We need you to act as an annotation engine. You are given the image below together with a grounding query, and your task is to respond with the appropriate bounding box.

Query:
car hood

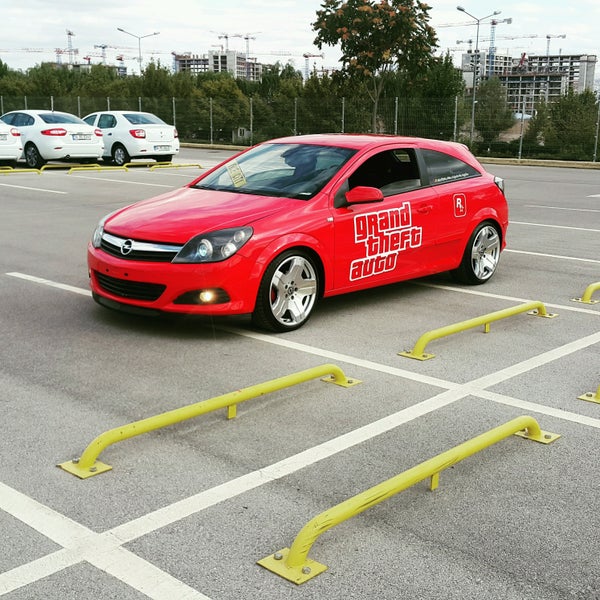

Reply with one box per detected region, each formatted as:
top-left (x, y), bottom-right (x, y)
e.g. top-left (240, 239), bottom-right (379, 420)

top-left (105, 186), bottom-right (293, 243)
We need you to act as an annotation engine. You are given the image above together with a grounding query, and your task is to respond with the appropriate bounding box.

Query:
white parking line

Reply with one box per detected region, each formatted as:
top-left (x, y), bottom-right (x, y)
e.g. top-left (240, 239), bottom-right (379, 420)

top-left (0, 483), bottom-right (210, 599)
top-left (525, 204), bottom-right (600, 213)
top-left (504, 249), bottom-right (600, 264)
top-left (2, 272), bottom-right (599, 598)
top-left (510, 220), bottom-right (600, 233)
top-left (70, 174), bottom-right (174, 188)
top-left (0, 183), bottom-right (67, 194)
top-left (6, 272), bottom-right (92, 296)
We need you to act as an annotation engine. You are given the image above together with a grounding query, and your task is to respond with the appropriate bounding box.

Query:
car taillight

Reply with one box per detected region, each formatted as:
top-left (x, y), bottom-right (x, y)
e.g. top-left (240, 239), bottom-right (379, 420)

top-left (94, 128), bottom-right (103, 137)
top-left (174, 128), bottom-right (179, 138)
top-left (41, 128), bottom-right (67, 136)
top-left (10, 127), bottom-right (21, 137)
top-left (129, 129), bottom-right (146, 139)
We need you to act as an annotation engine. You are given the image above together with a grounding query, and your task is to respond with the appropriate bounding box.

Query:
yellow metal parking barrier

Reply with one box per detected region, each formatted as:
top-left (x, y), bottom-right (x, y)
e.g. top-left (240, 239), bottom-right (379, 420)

top-left (572, 282), bottom-right (600, 304)
top-left (258, 415), bottom-right (559, 584)
top-left (150, 163), bottom-right (203, 170)
top-left (0, 167), bottom-right (41, 175)
top-left (124, 161), bottom-right (168, 168)
top-left (68, 165), bottom-right (128, 174)
top-left (579, 384), bottom-right (600, 404)
top-left (58, 364), bottom-right (360, 479)
top-left (398, 301), bottom-right (557, 360)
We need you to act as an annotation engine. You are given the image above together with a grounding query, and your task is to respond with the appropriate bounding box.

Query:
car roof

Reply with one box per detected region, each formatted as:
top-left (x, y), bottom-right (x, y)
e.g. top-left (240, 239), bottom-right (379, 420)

top-left (268, 133), bottom-right (465, 152)
top-left (86, 111), bottom-right (153, 115)
top-left (4, 109), bottom-right (76, 116)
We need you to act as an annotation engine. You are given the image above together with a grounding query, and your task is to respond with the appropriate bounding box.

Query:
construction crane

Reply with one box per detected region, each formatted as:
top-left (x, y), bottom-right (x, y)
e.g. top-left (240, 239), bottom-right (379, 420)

top-left (302, 52), bottom-right (324, 80)
top-left (243, 32), bottom-right (260, 80)
top-left (487, 18), bottom-right (511, 77)
top-left (66, 29), bottom-right (76, 64)
top-left (546, 33), bottom-right (566, 61)
top-left (210, 32), bottom-right (243, 51)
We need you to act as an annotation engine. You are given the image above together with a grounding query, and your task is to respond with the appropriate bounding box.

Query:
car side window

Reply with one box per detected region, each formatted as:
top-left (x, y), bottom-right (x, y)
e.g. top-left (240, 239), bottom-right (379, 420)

top-left (98, 114), bottom-right (116, 128)
top-left (1, 113), bottom-right (15, 125)
top-left (421, 149), bottom-right (480, 185)
top-left (83, 115), bottom-right (96, 126)
top-left (348, 148), bottom-right (422, 196)
top-left (13, 113), bottom-right (33, 127)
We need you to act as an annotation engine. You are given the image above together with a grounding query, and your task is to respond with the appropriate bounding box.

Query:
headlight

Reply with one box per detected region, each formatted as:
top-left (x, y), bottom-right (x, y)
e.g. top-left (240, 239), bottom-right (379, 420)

top-left (91, 209), bottom-right (126, 248)
top-left (172, 227), bottom-right (253, 263)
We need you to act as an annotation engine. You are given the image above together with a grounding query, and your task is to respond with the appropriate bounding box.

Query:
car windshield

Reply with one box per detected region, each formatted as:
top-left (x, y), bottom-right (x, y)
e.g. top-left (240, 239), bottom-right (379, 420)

top-left (192, 143), bottom-right (356, 200)
top-left (124, 113), bottom-right (166, 125)
top-left (40, 113), bottom-right (85, 124)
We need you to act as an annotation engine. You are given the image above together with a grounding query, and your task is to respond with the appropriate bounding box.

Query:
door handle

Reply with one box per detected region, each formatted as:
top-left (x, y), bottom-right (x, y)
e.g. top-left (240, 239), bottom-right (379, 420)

top-left (416, 204), bottom-right (433, 214)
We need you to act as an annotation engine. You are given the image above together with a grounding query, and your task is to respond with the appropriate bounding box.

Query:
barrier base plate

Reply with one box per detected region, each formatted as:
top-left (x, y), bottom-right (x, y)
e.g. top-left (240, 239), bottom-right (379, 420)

top-left (257, 548), bottom-right (327, 584)
top-left (58, 459), bottom-right (113, 479)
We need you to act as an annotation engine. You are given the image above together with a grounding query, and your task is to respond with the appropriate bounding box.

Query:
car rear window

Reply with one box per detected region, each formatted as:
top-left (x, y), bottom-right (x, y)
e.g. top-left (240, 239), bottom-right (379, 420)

top-left (40, 113), bottom-right (84, 125)
top-left (421, 149), bottom-right (480, 184)
top-left (123, 113), bottom-right (165, 125)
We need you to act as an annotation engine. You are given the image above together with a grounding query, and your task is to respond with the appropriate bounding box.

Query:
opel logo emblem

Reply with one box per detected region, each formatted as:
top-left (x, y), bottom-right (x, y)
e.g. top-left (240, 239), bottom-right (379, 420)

top-left (121, 239), bottom-right (134, 255)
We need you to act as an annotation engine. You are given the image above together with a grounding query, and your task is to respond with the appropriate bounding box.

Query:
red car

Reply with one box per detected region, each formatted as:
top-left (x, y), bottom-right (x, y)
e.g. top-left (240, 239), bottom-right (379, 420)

top-left (88, 134), bottom-right (508, 331)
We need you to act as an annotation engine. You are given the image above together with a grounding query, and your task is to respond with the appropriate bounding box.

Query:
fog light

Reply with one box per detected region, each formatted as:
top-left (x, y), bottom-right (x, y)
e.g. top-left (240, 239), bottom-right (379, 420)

top-left (173, 288), bottom-right (230, 305)
top-left (199, 290), bottom-right (216, 303)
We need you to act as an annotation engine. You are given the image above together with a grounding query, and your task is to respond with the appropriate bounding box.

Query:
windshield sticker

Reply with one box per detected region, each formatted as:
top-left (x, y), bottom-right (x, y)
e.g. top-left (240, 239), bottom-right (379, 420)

top-left (226, 161), bottom-right (247, 187)
top-left (350, 203), bottom-right (422, 281)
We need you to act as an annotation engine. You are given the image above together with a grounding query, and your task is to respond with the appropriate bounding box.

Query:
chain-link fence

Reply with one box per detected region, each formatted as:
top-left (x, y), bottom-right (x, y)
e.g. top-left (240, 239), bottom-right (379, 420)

top-left (1, 94), bottom-right (599, 162)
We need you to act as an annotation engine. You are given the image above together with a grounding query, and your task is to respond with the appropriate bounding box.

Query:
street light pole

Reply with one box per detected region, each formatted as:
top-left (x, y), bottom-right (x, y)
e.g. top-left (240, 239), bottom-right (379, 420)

top-left (117, 28), bottom-right (160, 74)
top-left (456, 6), bottom-right (500, 146)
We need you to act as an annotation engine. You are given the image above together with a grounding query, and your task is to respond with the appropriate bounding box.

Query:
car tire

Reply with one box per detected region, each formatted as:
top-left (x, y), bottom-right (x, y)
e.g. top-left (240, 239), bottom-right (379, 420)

top-left (452, 221), bottom-right (501, 285)
top-left (24, 143), bottom-right (46, 169)
top-left (111, 144), bottom-right (130, 167)
top-left (252, 249), bottom-right (320, 332)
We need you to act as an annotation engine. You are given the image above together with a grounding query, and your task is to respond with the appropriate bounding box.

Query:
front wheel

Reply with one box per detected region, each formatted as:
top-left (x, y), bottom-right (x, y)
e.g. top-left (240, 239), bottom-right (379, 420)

top-left (252, 250), bottom-right (320, 332)
top-left (452, 221), bottom-right (501, 284)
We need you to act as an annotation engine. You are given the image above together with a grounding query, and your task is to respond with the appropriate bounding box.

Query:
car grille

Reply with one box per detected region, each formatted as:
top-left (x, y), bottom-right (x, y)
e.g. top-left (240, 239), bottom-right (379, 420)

top-left (100, 232), bottom-right (181, 262)
top-left (95, 271), bottom-right (166, 301)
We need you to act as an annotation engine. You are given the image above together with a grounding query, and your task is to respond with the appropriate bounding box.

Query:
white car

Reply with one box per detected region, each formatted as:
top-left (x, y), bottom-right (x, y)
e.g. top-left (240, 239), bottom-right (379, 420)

top-left (83, 111), bottom-right (179, 166)
top-left (0, 121), bottom-right (23, 166)
top-left (0, 109), bottom-right (104, 169)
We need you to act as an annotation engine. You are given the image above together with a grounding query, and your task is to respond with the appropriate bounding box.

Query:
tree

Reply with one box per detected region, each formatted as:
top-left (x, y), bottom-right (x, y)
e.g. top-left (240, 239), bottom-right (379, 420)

top-left (312, 0), bottom-right (438, 132)
top-left (545, 90), bottom-right (598, 160)
top-left (473, 77), bottom-right (514, 147)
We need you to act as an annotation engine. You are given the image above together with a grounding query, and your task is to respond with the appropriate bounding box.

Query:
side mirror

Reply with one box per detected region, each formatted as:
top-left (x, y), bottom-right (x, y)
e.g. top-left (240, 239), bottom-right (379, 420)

top-left (345, 186), bottom-right (384, 204)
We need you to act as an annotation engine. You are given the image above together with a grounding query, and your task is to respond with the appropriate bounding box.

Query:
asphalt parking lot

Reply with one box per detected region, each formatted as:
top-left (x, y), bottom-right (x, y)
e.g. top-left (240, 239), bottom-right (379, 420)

top-left (1, 148), bottom-right (599, 600)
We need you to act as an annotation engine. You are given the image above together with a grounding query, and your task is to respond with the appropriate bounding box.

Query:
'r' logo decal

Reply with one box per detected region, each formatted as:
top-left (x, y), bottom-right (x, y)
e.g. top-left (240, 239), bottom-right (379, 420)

top-left (454, 194), bottom-right (467, 217)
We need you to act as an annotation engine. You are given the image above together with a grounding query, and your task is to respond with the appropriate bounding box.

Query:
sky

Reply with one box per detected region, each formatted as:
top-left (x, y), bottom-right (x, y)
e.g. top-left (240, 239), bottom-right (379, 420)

top-left (1, 0), bottom-right (598, 83)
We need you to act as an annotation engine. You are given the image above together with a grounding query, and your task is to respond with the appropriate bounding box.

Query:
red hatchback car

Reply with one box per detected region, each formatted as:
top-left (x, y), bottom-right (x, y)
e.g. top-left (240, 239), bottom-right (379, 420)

top-left (88, 134), bottom-right (508, 331)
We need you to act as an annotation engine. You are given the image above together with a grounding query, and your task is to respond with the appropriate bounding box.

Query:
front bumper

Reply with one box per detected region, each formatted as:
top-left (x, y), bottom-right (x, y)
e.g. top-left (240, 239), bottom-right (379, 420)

top-left (88, 244), bottom-right (259, 315)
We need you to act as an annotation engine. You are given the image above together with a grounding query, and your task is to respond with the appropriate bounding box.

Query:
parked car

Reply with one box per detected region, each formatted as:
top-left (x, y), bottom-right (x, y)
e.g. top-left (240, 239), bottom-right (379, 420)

top-left (0, 110), bottom-right (104, 168)
top-left (88, 134), bottom-right (508, 332)
top-left (0, 121), bottom-right (23, 166)
top-left (82, 111), bottom-right (179, 166)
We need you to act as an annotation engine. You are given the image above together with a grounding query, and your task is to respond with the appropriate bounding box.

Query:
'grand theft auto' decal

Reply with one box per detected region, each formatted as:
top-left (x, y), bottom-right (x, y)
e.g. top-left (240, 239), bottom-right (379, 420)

top-left (350, 202), bottom-right (422, 281)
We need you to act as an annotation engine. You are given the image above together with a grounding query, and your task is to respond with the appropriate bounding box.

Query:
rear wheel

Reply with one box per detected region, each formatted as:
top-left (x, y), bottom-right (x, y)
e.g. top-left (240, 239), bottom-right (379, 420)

top-left (252, 250), bottom-right (320, 332)
top-left (24, 143), bottom-right (46, 169)
top-left (452, 221), bottom-right (501, 284)
top-left (111, 144), bottom-right (130, 166)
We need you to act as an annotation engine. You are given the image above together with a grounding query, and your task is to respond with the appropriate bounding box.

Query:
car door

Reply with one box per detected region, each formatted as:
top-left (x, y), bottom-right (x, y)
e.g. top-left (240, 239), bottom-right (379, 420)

top-left (330, 146), bottom-right (439, 293)
top-left (419, 148), bottom-right (486, 271)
